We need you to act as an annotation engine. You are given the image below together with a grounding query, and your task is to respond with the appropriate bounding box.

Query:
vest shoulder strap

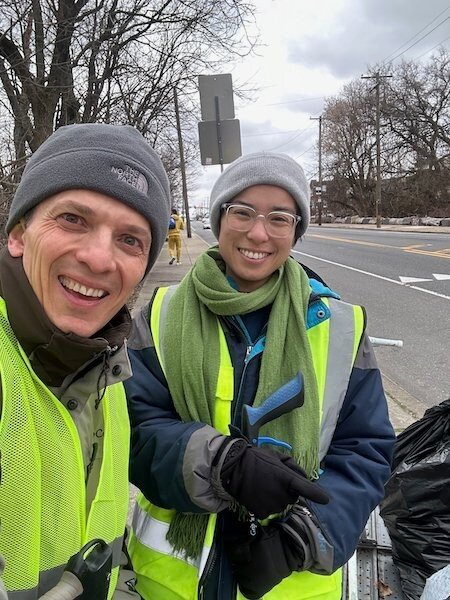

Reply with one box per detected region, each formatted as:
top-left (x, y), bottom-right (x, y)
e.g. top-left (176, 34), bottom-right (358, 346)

top-left (318, 298), bottom-right (365, 460)
top-left (149, 285), bottom-right (178, 374)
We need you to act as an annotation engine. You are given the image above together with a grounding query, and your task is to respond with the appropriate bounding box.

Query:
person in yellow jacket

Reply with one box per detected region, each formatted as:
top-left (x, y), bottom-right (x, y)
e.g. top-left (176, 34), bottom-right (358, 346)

top-left (0, 123), bottom-right (171, 599)
top-left (168, 208), bottom-right (185, 265)
top-left (125, 152), bottom-right (395, 599)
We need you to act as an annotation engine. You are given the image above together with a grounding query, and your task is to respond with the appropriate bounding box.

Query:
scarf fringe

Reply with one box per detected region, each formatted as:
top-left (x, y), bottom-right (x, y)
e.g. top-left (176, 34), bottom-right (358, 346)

top-left (167, 513), bottom-right (209, 561)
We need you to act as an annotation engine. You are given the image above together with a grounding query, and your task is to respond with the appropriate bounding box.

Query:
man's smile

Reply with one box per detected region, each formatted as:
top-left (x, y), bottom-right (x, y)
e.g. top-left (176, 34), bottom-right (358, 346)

top-left (59, 275), bottom-right (108, 298)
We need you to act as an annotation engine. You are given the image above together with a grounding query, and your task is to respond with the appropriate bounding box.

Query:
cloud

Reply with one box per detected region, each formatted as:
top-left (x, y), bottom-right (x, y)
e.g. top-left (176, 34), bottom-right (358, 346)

top-left (286, 0), bottom-right (450, 78)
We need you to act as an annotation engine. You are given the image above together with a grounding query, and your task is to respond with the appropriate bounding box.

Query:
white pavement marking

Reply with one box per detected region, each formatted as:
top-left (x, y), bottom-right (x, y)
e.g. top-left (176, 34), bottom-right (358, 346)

top-left (433, 273), bottom-right (450, 280)
top-left (293, 251), bottom-right (450, 301)
top-left (399, 276), bottom-right (433, 284)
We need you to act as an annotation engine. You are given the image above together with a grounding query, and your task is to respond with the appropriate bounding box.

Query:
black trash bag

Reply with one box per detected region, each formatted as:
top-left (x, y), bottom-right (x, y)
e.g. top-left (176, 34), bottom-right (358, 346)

top-left (380, 398), bottom-right (450, 600)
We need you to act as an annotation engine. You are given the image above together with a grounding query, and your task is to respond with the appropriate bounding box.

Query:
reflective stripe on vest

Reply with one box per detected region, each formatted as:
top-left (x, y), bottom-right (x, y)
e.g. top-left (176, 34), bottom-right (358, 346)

top-left (130, 286), bottom-right (364, 600)
top-left (314, 298), bottom-right (365, 460)
top-left (0, 298), bottom-right (130, 599)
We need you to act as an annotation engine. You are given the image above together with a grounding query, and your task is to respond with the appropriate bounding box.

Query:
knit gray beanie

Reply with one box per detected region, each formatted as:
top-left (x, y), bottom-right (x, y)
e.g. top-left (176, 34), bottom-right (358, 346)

top-left (7, 123), bottom-right (171, 274)
top-left (209, 151), bottom-right (310, 241)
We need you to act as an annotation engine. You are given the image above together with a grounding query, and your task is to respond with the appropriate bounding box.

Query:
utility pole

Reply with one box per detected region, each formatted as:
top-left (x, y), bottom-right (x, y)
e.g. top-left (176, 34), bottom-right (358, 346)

top-left (310, 115), bottom-right (323, 226)
top-left (361, 72), bottom-right (392, 228)
top-left (173, 87), bottom-right (191, 238)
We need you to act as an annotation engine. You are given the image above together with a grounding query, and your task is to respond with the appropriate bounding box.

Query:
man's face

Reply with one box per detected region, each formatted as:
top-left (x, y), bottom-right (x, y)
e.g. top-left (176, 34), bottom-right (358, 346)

top-left (218, 184), bottom-right (297, 292)
top-left (8, 190), bottom-right (152, 337)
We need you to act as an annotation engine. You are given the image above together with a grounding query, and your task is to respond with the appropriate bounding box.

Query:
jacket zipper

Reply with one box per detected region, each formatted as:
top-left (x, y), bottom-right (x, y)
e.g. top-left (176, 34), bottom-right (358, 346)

top-left (232, 326), bottom-right (266, 426)
top-left (197, 532), bottom-right (218, 599)
top-left (95, 345), bottom-right (117, 409)
top-left (85, 441), bottom-right (98, 483)
top-left (232, 344), bottom-right (252, 425)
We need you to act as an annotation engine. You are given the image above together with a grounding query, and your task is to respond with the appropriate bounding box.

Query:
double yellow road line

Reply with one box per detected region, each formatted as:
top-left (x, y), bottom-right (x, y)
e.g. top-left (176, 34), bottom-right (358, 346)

top-left (308, 234), bottom-right (450, 259)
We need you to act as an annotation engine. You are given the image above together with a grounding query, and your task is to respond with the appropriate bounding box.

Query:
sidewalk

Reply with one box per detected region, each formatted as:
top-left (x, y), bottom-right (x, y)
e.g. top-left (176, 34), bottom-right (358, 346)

top-left (133, 232), bottom-right (422, 432)
top-left (132, 232), bottom-right (209, 314)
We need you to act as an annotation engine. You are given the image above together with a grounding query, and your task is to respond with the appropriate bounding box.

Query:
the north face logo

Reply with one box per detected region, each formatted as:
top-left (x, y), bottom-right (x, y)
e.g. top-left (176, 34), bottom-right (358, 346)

top-left (111, 164), bottom-right (148, 194)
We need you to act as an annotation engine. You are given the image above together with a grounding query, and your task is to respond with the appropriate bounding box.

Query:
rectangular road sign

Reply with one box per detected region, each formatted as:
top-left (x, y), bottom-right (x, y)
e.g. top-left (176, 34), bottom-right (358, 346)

top-left (198, 119), bottom-right (242, 165)
top-left (198, 74), bottom-right (235, 121)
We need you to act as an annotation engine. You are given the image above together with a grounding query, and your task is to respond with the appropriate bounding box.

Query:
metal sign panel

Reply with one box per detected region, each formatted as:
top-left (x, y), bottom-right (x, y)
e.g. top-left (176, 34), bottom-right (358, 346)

top-left (198, 74), bottom-right (235, 121)
top-left (198, 119), bottom-right (242, 166)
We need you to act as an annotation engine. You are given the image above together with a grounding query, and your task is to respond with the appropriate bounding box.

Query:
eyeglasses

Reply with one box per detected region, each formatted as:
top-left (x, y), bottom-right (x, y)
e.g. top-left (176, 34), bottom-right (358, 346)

top-left (221, 203), bottom-right (301, 238)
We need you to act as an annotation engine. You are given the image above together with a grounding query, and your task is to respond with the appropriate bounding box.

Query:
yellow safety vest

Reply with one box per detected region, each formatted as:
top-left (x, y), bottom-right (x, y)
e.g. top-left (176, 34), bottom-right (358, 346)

top-left (129, 286), bottom-right (365, 600)
top-left (0, 298), bottom-right (130, 599)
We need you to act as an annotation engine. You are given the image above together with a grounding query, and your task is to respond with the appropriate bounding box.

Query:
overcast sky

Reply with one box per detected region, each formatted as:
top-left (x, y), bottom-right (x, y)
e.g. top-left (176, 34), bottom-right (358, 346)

top-left (190, 0), bottom-right (450, 210)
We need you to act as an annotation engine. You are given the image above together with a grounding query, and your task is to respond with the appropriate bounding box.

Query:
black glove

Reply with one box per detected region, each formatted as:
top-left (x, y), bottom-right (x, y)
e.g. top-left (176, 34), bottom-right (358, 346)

top-left (220, 439), bottom-right (329, 519)
top-left (224, 519), bottom-right (302, 599)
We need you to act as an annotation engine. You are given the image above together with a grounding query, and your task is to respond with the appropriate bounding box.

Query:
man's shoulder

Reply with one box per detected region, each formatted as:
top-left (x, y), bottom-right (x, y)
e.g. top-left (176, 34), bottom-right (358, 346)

top-left (129, 302), bottom-right (153, 350)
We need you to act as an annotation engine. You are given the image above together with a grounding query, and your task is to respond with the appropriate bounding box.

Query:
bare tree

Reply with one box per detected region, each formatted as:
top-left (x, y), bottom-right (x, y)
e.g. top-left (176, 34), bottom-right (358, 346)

top-left (0, 0), bottom-right (257, 232)
top-left (322, 80), bottom-right (378, 216)
top-left (321, 50), bottom-right (449, 217)
top-left (383, 48), bottom-right (450, 215)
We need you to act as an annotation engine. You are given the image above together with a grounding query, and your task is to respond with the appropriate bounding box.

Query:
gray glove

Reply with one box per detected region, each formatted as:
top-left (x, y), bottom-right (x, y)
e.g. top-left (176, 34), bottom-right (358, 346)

top-left (280, 504), bottom-right (334, 575)
top-left (224, 503), bottom-right (334, 599)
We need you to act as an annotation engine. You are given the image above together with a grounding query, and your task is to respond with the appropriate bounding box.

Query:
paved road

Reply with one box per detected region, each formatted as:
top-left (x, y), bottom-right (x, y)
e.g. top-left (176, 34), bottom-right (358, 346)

top-left (192, 222), bottom-right (449, 412)
top-left (297, 227), bottom-right (449, 409)
top-left (300, 227), bottom-right (450, 297)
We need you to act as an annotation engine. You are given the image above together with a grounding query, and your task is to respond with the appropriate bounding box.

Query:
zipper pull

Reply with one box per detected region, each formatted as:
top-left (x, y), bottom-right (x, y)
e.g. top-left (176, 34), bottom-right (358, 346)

top-left (95, 345), bottom-right (117, 408)
top-left (86, 442), bottom-right (98, 483)
top-left (244, 344), bottom-right (252, 364)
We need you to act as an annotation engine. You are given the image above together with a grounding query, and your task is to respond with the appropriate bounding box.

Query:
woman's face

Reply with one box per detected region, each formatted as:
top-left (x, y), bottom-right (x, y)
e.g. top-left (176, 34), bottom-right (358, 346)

top-left (218, 185), bottom-right (297, 292)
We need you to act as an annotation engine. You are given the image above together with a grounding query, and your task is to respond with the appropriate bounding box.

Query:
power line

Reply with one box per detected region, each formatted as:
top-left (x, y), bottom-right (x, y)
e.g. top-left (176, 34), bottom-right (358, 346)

top-left (294, 144), bottom-right (315, 159)
top-left (386, 17), bottom-right (450, 64)
top-left (382, 6), bottom-right (450, 63)
top-left (267, 125), bottom-right (315, 152)
top-left (415, 34), bottom-right (450, 59)
top-left (263, 96), bottom-right (325, 106)
top-left (242, 127), bottom-right (308, 138)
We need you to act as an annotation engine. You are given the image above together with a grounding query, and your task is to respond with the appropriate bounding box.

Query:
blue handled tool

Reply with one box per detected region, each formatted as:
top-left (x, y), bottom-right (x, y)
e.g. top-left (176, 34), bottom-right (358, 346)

top-left (239, 372), bottom-right (304, 538)
top-left (241, 371), bottom-right (304, 450)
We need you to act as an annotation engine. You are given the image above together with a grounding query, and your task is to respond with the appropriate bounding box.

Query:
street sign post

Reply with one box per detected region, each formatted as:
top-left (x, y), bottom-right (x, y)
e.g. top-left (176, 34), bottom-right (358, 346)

top-left (198, 74), bottom-right (242, 170)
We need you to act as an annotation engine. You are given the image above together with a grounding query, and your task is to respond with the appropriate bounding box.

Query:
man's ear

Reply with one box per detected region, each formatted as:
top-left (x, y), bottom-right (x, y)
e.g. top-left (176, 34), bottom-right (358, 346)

top-left (7, 222), bottom-right (26, 257)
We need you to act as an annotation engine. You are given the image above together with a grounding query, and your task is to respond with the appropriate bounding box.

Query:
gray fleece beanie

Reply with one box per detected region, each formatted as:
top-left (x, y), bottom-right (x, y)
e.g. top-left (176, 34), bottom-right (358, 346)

top-left (209, 151), bottom-right (310, 241)
top-left (7, 123), bottom-right (171, 274)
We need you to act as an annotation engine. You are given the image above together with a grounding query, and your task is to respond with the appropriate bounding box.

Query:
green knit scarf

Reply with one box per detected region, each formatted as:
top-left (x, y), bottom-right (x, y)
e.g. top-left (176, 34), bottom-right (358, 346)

top-left (161, 246), bottom-right (319, 559)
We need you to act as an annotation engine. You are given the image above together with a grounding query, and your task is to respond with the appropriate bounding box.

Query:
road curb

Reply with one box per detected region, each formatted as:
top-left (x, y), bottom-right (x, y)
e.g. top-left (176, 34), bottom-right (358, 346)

top-left (383, 374), bottom-right (426, 432)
